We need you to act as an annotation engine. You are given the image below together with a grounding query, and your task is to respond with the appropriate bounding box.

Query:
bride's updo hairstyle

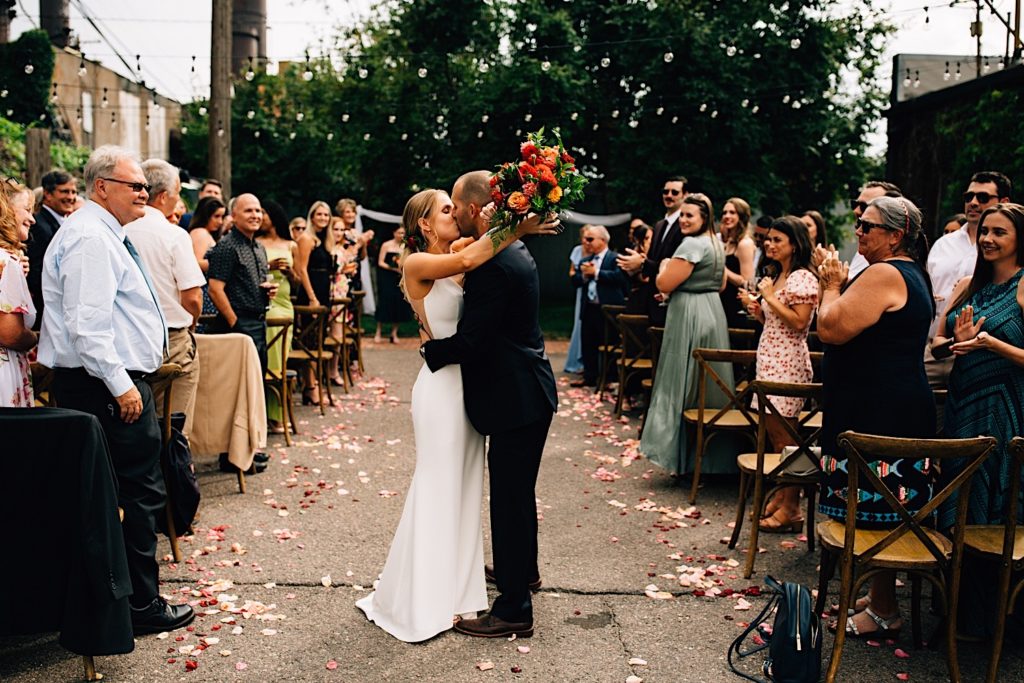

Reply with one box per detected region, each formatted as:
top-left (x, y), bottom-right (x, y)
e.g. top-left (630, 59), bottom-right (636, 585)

top-left (401, 188), bottom-right (442, 256)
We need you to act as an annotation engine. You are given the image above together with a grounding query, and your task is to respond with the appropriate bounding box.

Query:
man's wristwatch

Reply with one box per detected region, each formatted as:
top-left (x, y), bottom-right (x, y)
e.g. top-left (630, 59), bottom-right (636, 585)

top-left (418, 345), bottom-right (426, 360)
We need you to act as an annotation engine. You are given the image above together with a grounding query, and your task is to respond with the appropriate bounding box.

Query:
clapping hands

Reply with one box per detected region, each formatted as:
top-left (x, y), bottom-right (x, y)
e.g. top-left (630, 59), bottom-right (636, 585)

top-left (816, 245), bottom-right (848, 291)
top-left (948, 304), bottom-right (990, 355)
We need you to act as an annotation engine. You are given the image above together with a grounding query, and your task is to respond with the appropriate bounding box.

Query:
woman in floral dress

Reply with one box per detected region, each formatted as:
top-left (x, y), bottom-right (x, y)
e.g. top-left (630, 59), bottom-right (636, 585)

top-left (0, 180), bottom-right (39, 407)
top-left (740, 216), bottom-right (818, 532)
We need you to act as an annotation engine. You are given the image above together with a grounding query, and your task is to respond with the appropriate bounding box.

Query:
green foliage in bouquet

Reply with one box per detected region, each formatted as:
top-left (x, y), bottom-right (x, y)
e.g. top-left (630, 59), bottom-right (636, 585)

top-left (488, 128), bottom-right (587, 229)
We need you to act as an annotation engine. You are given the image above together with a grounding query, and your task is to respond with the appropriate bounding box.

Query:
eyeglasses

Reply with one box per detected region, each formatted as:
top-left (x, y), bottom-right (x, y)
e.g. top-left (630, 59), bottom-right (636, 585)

top-left (583, 237), bottom-right (596, 242)
top-left (855, 218), bottom-right (891, 233)
top-left (102, 177), bottom-right (151, 193)
top-left (662, 189), bottom-right (681, 196)
top-left (962, 190), bottom-right (999, 204)
top-left (850, 199), bottom-right (869, 213)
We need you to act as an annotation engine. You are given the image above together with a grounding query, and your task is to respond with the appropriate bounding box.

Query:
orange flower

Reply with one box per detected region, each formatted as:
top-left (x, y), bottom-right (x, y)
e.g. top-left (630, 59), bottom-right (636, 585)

top-left (540, 147), bottom-right (559, 167)
top-left (507, 191), bottom-right (530, 213)
top-left (547, 185), bottom-right (563, 203)
top-left (522, 182), bottom-right (537, 198)
top-left (520, 142), bottom-right (540, 161)
top-left (537, 165), bottom-right (557, 186)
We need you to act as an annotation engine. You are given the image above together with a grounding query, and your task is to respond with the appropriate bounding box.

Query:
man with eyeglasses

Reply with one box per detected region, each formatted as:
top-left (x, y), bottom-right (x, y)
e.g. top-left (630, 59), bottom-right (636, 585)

top-left (618, 175), bottom-right (688, 325)
top-left (27, 169), bottom-right (78, 328)
top-left (924, 171), bottom-right (1011, 385)
top-left (847, 180), bottom-right (903, 280)
top-left (38, 145), bottom-right (195, 637)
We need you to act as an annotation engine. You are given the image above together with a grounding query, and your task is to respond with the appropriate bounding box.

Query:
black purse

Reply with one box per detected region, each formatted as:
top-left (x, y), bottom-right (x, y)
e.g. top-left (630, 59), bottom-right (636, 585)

top-left (728, 575), bottom-right (822, 683)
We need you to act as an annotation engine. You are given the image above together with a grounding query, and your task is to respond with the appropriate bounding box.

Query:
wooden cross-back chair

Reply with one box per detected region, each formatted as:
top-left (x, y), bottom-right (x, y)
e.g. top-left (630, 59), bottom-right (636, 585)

top-left (265, 317), bottom-right (296, 444)
top-left (613, 313), bottom-right (652, 416)
top-left (728, 380), bottom-right (823, 578)
top-left (959, 436), bottom-right (1024, 683)
top-left (815, 431), bottom-right (996, 683)
top-left (348, 290), bottom-right (366, 377)
top-left (596, 304), bottom-right (626, 401)
top-left (289, 305), bottom-right (333, 415)
top-left (325, 298), bottom-right (353, 393)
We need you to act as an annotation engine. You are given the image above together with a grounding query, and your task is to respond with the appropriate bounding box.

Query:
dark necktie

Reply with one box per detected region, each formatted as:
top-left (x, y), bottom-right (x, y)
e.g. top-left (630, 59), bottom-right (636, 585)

top-left (123, 236), bottom-right (169, 352)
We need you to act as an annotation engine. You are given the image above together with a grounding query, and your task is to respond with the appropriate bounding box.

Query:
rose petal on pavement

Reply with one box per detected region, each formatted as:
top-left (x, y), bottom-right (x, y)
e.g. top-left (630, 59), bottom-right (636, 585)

top-left (894, 648), bottom-right (910, 659)
top-left (517, 645), bottom-right (531, 654)
top-left (235, 662), bottom-right (248, 671)
top-left (326, 660), bottom-right (338, 670)
top-left (628, 657), bottom-right (648, 666)
top-left (476, 661), bottom-right (495, 671)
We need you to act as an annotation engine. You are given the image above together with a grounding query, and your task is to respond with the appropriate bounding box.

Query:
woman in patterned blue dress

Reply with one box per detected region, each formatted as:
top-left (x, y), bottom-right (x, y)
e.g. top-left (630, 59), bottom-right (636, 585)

top-left (936, 203), bottom-right (1024, 528)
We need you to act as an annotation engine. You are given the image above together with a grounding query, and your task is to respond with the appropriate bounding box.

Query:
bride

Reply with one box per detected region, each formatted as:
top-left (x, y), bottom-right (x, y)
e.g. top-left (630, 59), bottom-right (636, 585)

top-left (355, 188), bottom-right (557, 642)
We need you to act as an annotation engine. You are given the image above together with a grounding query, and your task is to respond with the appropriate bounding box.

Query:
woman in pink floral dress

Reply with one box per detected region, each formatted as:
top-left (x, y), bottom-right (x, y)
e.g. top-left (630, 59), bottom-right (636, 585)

top-left (0, 180), bottom-right (39, 407)
top-left (740, 216), bottom-right (818, 532)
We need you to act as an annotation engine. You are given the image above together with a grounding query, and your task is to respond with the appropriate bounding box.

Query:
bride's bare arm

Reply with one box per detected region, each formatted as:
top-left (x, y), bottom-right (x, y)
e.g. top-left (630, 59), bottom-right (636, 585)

top-left (403, 213), bottom-right (559, 285)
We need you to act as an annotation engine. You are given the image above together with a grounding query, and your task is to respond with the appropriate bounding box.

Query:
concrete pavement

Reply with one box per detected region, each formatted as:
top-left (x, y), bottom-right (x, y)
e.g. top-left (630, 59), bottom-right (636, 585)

top-left (3, 343), bottom-right (1021, 682)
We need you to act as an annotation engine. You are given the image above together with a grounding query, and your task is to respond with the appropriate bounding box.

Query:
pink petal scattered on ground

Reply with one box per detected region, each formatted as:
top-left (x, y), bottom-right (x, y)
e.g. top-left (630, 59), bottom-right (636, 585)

top-left (866, 640), bottom-right (881, 647)
top-left (894, 648), bottom-right (910, 659)
top-left (235, 661), bottom-right (248, 671)
top-left (476, 661), bottom-right (495, 671)
top-left (517, 645), bottom-right (530, 654)
top-left (896, 674), bottom-right (909, 681)
top-left (326, 660), bottom-right (338, 670)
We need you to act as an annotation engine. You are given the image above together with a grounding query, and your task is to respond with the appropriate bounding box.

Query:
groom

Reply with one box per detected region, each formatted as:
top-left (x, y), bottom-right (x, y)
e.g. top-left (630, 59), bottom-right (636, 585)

top-left (421, 170), bottom-right (558, 638)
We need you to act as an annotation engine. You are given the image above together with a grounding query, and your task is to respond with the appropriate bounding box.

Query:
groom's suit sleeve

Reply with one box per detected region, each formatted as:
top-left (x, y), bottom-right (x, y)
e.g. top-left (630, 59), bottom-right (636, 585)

top-left (422, 260), bottom-right (510, 373)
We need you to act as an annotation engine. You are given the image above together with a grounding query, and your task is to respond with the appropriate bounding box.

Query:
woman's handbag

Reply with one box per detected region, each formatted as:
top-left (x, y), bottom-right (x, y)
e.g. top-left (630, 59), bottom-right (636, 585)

top-left (728, 575), bottom-right (821, 683)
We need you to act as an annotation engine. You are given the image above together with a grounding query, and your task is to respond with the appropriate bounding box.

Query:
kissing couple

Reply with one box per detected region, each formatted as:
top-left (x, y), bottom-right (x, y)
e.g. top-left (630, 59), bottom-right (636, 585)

top-left (355, 170), bottom-right (560, 641)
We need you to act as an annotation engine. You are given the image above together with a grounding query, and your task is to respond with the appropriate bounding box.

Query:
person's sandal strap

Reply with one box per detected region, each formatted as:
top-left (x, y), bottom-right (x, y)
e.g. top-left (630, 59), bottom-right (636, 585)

top-left (863, 606), bottom-right (899, 631)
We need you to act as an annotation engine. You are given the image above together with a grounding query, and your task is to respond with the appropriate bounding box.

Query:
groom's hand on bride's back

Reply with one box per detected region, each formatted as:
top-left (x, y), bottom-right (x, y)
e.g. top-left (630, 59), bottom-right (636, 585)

top-left (451, 236), bottom-right (475, 253)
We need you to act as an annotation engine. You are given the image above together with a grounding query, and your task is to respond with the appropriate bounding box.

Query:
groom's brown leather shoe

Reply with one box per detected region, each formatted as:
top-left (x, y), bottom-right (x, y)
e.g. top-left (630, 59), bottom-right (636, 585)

top-left (454, 613), bottom-right (533, 638)
top-left (484, 564), bottom-right (542, 591)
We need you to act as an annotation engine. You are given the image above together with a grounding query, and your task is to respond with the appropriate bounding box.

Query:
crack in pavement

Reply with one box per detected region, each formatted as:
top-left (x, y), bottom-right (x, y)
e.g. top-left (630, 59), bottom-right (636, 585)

top-left (603, 596), bottom-right (639, 679)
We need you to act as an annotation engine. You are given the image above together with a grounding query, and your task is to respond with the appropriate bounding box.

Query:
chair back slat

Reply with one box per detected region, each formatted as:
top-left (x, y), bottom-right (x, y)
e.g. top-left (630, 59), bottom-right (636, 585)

top-left (616, 314), bottom-right (652, 368)
top-left (750, 380), bottom-right (823, 478)
top-left (692, 348), bottom-right (757, 426)
top-left (837, 431), bottom-right (996, 568)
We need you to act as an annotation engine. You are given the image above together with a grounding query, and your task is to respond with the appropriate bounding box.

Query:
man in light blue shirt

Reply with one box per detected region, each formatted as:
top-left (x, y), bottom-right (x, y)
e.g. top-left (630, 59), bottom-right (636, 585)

top-left (38, 145), bottom-right (195, 636)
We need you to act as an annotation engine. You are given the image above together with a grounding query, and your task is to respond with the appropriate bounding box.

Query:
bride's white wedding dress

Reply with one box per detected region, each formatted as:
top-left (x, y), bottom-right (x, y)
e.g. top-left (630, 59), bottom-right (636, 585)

top-left (355, 276), bottom-right (487, 642)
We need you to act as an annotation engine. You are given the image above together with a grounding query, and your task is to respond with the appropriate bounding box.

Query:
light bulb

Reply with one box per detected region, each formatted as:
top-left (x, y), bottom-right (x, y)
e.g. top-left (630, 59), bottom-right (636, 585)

top-left (664, 52), bottom-right (674, 63)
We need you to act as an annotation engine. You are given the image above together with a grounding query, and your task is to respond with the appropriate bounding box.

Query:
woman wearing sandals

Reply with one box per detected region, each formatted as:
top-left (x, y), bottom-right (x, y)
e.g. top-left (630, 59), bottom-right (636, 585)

top-left (739, 216), bottom-right (818, 533)
top-left (816, 196), bottom-right (935, 640)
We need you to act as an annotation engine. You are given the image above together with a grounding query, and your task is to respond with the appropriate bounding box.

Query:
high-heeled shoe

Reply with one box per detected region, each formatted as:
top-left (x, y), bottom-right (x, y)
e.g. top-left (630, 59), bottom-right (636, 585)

top-left (302, 387), bottom-right (320, 405)
top-left (329, 375), bottom-right (345, 387)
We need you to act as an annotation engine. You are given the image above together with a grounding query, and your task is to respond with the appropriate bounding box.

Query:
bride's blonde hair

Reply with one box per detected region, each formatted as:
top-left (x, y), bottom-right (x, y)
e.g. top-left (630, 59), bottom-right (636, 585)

top-left (398, 188), bottom-right (443, 298)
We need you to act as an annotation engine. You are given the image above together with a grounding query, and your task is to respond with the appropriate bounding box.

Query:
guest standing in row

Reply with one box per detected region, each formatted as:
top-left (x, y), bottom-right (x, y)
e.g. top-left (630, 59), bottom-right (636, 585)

top-left (641, 194), bottom-right (733, 476)
top-left (27, 169), bottom-right (77, 327)
top-left (801, 210), bottom-right (827, 248)
top-left (563, 226), bottom-right (590, 375)
top-left (719, 197), bottom-right (756, 328)
top-left (740, 216), bottom-right (818, 532)
top-left (257, 200), bottom-right (298, 433)
top-left (295, 200), bottom-right (334, 405)
top-left (375, 224), bottom-right (412, 343)
top-left (0, 180), bottom-right (38, 407)
top-left (816, 196), bottom-right (934, 639)
top-left (188, 196), bottom-right (227, 330)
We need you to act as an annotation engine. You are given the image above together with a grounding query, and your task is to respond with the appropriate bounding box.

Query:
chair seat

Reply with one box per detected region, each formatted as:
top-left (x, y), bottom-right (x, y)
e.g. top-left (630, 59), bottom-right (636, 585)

top-left (289, 350), bottom-right (334, 361)
top-left (598, 344), bottom-right (620, 354)
top-left (617, 358), bottom-right (652, 370)
top-left (818, 519), bottom-right (952, 566)
top-left (641, 378), bottom-right (652, 389)
top-left (683, 408), bottom-right (756, 427)
top-left (963, 526), bottom-right (1024, 562)
top-left (801, 411), bottom-right (823, 428)
top-left (736, 452), bottom-right (822, 482)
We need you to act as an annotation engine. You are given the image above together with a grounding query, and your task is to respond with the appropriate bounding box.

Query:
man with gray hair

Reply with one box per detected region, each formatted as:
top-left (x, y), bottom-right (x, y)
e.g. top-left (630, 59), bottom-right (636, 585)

top-left (571, 223), bottom-right (630, 388)
top-left (124, 159), bottom-right (206, 438)
top-left (27, 169), bottom-right (78, 327)
top-left (38, 145), bottom-right (195, 636)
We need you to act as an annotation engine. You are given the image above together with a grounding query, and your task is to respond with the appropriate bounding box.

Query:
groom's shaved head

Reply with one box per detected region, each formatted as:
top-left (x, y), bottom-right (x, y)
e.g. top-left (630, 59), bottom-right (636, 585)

top-left (454, 170), bottom-right (491, 208)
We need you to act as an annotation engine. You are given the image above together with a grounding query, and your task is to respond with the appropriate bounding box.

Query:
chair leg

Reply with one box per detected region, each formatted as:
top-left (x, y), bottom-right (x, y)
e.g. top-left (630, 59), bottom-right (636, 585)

top-left (596, 350), bottom-right (609, 400)
top-left (281, 380), bottom-right (292, 447)
top-left (321, 360), bottom-right (334, 410)
top-left (165, 504), bottom-right (181, 563)
top-left (985, 557), bottom-right (1014, 682)
top-left (237, 469), bottom-right (246, 494)
top-left (83, 655), bottom-right (101, 681)
top-left (728, 471), bottom-right (749, 550)
top-left (689, 424), bottom-right (706, 504)
top-left (814, 548), bottom-right (838, 617)
top-left (825, 553), bottom-right (855, 683)
top-left (743, 471), bottom-right (766, 579)
top-left (614, 369), bottom-right (629, 417)
top-left (805, 485), bottom-right (817, 553)
top-left (911, 574), bottom-right (924, 649)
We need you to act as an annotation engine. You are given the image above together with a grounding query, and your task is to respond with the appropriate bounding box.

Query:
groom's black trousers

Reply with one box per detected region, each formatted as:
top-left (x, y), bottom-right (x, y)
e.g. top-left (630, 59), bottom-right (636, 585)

top-left (487, 411), bottom-right (553, 623)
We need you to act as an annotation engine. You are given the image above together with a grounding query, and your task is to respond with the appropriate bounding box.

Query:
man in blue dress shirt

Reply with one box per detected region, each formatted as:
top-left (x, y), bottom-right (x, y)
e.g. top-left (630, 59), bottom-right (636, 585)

top-left (37, 145), bottom-right (195, 636)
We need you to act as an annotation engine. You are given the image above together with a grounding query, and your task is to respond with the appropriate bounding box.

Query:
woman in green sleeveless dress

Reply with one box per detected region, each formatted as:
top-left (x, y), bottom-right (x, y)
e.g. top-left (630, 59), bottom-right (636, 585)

top-left (937, 203), bottom-right (1024, 528)
top-left (640, 193), bottom-right (734, 476)
top-left (258, 201), bottom-right (299, 432)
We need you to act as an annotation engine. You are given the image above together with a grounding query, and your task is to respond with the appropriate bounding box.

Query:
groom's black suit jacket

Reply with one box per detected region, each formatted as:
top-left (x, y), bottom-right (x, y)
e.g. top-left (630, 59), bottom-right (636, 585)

top-left (422, 241), bottom-right (557, 436)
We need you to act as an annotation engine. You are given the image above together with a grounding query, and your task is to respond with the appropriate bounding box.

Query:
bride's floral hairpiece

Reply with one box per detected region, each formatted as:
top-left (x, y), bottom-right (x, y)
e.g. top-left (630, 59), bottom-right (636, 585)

top-left (405, 232), bottom-right (426, 252)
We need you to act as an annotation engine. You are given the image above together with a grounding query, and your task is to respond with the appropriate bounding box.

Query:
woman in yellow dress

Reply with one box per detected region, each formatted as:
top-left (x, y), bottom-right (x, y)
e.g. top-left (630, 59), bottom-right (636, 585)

top-left (257, 200), bottom-right (299, 433)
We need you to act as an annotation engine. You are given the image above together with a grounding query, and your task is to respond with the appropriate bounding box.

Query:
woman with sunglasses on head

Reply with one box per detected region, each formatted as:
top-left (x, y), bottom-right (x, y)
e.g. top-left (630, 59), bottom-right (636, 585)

top-left (815, 196), bottom-right (936, 640)
top-left (640, 193), bottom-right (734, 478)
top-left (0, 179), bottom-right (38, 406)
top-left (719, 197), bottom-right (756, 328)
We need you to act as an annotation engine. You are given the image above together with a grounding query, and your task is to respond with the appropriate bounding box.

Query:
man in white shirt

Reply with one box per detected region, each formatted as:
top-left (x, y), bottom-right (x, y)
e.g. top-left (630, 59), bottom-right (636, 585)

top-left (124, 159), bottom-right (206, 437)
top-left (39, 145), bottom-right (195, 636)
top-left (924, 170), bottom-right (1012, 385)
top-left (847, 180), bottom-right (903, 279)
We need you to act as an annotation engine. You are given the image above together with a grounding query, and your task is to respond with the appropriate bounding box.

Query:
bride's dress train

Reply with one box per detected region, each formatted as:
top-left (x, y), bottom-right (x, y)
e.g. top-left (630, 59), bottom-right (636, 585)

top-left (355, 277), bottom-right (487, 642)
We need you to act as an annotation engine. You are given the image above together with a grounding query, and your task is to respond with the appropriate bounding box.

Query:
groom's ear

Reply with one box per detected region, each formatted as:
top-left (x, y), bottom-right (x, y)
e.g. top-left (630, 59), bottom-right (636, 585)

top-left (468, 202), bottom-right (481, 219)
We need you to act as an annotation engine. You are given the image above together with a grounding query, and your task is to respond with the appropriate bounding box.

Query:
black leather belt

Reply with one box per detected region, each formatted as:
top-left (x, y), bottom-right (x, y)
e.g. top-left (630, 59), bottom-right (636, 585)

top-left (56, 367), bottom-right (149, 380)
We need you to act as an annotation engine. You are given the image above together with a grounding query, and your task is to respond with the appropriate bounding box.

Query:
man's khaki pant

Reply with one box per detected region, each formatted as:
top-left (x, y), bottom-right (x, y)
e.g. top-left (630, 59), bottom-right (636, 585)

top-left (151, 327), bottom-right (200, 438)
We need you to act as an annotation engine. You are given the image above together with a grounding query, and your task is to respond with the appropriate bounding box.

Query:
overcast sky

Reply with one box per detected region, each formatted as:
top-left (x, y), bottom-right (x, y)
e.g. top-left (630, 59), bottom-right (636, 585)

top-left (7, 0), bottom-right (1021, 147)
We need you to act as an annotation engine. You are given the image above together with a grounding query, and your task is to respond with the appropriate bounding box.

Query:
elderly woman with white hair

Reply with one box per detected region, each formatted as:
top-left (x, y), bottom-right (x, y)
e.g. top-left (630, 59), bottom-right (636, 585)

top-left (816, 195), bottom-right (936, 639)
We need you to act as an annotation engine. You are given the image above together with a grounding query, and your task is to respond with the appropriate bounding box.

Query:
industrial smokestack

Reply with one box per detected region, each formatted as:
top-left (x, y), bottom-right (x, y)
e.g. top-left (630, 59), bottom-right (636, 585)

top-left (232, 0), bottom-right (266, 76)
top-left (40, 0), bottom-right (71, 48)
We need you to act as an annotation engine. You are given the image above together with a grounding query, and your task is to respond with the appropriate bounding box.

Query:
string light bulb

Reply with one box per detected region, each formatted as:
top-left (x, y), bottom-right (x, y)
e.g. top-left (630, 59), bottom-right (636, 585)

top-left (903, 69), bottom-right (911, 87)
top-left (663, 52), bottom-right (674, 63)
top-left (302, 52), bottom-right (313, 81)
top-left (943, 61), bottom-right (951, 81)
top-left (24, 64), bottom-right (34, 74)
top-left (246, 57), bottom-right (256, 81)
top-left (101, 87), bottom-right (109, 108)
top-left (418, 67), bottom-right (428, 78)
top-left (78, 58), bottom-right (87, 78)
top-left (955, 61), bottom-right (962, 80)
top-left (913, 70), bottom-right (921, 87)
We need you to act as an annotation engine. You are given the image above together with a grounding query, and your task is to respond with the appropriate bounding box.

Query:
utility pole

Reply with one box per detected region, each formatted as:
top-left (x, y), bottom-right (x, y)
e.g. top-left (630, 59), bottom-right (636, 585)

top-left (210, 0), bottom-right (232, 198)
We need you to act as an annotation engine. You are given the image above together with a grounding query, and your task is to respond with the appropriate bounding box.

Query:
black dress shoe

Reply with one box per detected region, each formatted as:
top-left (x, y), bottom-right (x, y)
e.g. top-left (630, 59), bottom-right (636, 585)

top-left (454, 612), bottom-right (533, 638)
top-left (131, 597), bottom-right (195, 635)
top-left (253, 452), bottom-right (270, 464)
top-left (219, 453), bottom-right (267, 474)
top-left (483, 564), bottom-right (542, 592)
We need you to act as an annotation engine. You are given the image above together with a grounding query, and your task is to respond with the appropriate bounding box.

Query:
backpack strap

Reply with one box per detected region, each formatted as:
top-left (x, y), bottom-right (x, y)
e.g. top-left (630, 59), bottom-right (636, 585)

top-left (727, 588), bottom-right (779, 682)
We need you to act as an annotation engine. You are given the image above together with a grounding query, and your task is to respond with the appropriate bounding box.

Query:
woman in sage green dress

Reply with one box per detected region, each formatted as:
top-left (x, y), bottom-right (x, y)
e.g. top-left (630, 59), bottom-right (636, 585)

top-left (257, 201), bottom-right (299, 432)
top-left (640, 193), bottom-right (734, 476)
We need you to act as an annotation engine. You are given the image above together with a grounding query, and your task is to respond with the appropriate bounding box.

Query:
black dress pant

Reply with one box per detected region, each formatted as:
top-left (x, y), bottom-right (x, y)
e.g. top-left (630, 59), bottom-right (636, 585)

top-left (487, 412), bottom-right (553, 622)
top-left (581, 301), bottom-right (604, 385)
top-left (53, 370), bottom-right (164, 609)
